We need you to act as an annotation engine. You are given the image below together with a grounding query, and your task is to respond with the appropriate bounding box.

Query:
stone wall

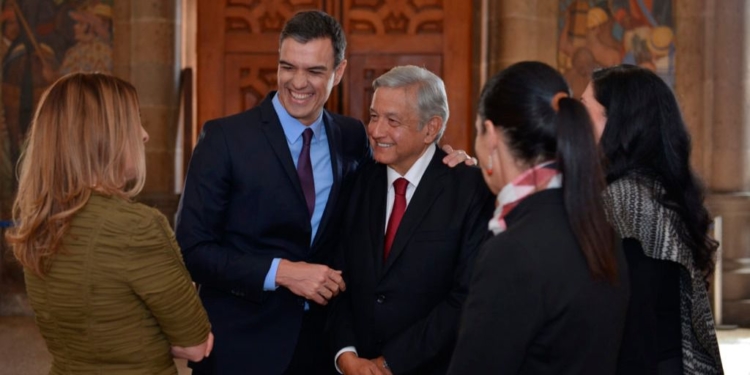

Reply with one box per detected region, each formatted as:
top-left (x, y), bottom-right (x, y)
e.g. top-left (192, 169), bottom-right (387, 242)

top-left (114, 0), bottom-right (179, 195)
top-left (113, 0), bottom-right (182, 223)
top-left (679, 0), bottom-right (750, 327)
top-left (484, 0), bottom-right (558, 75)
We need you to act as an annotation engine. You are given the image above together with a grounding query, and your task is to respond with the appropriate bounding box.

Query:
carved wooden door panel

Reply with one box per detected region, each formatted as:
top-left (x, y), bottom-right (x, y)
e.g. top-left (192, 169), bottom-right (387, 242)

top-left (338, 0), bottom-right (471, 148)
top-left (198, 0), bottom-right (327, 131)
top-left (348, 54), bottom-right (442, 126)
top-left (197, 0), bottom-right (472, 150)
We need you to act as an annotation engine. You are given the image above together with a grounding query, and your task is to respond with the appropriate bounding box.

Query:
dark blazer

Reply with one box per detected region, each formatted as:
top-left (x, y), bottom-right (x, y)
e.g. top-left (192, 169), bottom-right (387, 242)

top-left (330, 146), bottom-right (495, 375)
top-left (447, 189), bottom-right (630, 375)
top-left (175, 92), bottom-right (371, 374)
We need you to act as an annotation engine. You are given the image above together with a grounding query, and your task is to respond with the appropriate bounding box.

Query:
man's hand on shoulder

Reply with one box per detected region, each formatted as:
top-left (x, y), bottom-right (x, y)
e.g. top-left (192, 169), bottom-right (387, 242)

top-left (275, 259), bottom-right (346, 305)
top-left (338, 352), bottom-right (387, 375)
top-left (441, 144), bottom-right (477, 167)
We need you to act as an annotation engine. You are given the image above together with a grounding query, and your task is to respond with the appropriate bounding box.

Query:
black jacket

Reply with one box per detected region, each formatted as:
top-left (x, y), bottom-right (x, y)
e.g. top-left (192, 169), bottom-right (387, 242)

top-left (448, 189), bottom-right (630, 375)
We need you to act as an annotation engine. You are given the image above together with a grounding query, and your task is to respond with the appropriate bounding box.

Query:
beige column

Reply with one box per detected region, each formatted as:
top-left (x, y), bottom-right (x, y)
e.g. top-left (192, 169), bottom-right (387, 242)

top-left (114, 0), bottom-right (181, 223)
top-left (114, 0), bottom-right (179, 194)
top-left (677, 0), bottom-right (750, 327)
top-left (484, 0), bottom-right (558, 76)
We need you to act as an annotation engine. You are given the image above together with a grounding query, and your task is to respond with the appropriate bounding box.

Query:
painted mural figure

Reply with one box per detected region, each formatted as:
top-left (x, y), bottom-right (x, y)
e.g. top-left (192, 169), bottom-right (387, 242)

top-left (558, 0), bottom-right (674, 97)
top-left (53, 4), bottom-right (112, 78)
top-left (0, 0), bottom-right (112, 221)
top-left (0, 4), bottom-right (19, 220)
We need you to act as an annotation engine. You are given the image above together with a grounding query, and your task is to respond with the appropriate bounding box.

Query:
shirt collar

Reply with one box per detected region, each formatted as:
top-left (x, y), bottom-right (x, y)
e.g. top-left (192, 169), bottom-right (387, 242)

top-left (272, 92), bottom-right (325, 143)
top-left (386, 144), bottom-right (436, 189)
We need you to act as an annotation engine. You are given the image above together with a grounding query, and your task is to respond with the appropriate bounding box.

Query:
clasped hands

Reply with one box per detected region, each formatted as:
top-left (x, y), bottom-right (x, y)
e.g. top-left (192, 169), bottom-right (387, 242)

top-left (339, 352), bottom-right (393, 375)
top-left (276, 259), bottom-right (346, 305)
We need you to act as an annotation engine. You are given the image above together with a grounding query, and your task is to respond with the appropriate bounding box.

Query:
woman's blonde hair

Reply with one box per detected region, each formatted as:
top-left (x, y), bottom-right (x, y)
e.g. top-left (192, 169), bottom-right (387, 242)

top-left (6, 73), bottom-right (146, 276)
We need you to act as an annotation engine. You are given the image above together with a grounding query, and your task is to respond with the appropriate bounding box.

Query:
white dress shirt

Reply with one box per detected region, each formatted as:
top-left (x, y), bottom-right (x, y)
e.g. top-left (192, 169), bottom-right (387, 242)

top-left (383, 144), bottom-right (436, 230)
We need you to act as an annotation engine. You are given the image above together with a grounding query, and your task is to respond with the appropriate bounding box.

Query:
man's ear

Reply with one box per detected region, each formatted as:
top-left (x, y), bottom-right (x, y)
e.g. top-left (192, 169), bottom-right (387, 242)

top-left (333, 59), bottom-right (348, 86)
top-left (423, 116), bottom-right (442, 144)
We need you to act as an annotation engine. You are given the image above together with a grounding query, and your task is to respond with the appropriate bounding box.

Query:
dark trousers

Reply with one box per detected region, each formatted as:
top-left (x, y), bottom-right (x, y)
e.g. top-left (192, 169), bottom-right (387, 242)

top-left (283, 309), bottom-right (337, 375)
top-left (192, 309), bottom-right (337, 375)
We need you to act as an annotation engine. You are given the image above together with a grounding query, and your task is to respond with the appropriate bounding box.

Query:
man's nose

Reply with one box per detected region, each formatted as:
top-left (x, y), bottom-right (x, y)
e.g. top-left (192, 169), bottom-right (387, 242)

top-left (291, 70), bottom-right (307, 89)
top-left (368, 118), bottom-right (385, 138)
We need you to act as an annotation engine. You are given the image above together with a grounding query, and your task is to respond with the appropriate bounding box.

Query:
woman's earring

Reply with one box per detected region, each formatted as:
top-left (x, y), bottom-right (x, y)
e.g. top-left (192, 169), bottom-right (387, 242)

top-left (486, 157), bottom-right (493, 176)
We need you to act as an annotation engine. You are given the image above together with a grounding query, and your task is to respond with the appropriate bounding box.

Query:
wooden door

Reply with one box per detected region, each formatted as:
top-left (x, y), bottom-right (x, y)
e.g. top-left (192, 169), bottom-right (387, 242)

top-left (197, 0), bottom-right (326, 129)
top-left (197, 0), bottom-right (473, 150)
top-left (347, 54), bottom-right (442, 126)
top-left (338, 0), bottom-right (471, 148)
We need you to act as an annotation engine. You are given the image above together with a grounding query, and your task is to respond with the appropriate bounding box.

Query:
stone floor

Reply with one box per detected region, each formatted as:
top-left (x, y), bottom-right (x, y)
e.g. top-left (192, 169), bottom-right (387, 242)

top-left (0, 316), bottom-right (748, 374)
top-left (717, 326), bottom-right (750, 375)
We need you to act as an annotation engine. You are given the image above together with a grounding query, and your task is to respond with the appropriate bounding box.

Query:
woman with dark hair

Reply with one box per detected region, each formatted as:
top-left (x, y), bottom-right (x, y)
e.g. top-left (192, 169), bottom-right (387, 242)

top-left (581, 64), bottom-right (723, 375)
top-left (447, 61), bottom-right (629, 374)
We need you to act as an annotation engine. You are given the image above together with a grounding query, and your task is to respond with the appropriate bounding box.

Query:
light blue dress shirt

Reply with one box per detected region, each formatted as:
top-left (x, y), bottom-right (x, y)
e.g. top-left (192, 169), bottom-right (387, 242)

top-left (263, 93), bottom-right (334, 292)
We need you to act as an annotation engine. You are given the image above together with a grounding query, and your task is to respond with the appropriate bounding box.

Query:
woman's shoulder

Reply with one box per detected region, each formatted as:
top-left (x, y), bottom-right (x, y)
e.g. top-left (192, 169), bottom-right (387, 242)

top-left (606, 174), bottom-right (661, 204)
top-left (84, 194), bottom-right (170, 234)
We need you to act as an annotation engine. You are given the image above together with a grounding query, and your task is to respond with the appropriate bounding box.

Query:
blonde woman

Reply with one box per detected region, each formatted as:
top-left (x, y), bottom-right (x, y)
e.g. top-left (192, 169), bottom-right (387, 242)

top-left (7, 73), bottom-right (212, 374)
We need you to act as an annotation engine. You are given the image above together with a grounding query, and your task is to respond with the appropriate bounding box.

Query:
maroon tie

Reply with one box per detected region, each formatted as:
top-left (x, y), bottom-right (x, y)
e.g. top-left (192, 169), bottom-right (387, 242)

top-left (384, 178), bottom-right (408, 260)
top-left (297, 128), bottom-right (315, 218)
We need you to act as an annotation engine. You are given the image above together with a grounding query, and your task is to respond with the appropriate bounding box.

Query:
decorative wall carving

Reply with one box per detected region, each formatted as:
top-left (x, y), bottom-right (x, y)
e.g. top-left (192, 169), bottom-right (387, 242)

top-left (224, 55), bottom-right (278, 114)
top-left (201, 0), bottom-right (471, 153)
top-left (347, 54), bottom-right (441, 123)
top-left (346, 0), bottom-right (443, 35)
top-left (225, 0), bottom-right (322, 34)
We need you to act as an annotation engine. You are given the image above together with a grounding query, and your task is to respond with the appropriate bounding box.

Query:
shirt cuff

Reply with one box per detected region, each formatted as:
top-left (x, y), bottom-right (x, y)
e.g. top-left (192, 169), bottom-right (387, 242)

top-left (334, 346), bottom-right (358, 374)
top-left (263, 258), bottom-right (281, 291)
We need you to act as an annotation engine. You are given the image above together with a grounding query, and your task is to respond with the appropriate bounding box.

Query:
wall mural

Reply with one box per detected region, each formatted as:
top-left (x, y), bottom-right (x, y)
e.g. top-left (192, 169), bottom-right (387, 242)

top-left (0, 0), bottom-right (113, 301)
top-left (557, 0), bottom-right (674, 97)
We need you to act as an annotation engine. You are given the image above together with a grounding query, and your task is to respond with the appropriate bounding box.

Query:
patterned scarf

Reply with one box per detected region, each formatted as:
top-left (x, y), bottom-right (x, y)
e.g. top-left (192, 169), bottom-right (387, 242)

top-left (489, 161), bottom-right (562, 234)
top-left (603, 175), bottom-right (724, 374)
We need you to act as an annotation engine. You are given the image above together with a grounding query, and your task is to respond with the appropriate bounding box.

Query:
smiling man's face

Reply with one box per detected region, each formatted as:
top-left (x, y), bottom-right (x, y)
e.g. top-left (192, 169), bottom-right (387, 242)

top-left (276, 37), bottom-right (347, 125)
top-left (368, 86), bottom-right (439, 175)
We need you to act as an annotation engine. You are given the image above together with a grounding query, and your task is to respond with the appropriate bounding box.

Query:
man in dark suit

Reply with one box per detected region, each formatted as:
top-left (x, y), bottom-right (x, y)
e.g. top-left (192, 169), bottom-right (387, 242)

top-left (331, 66), bottom-right (495, 375)
top-left (176, 11), bottom-right (473, 375)
top-left (175, 11), bottom-right (367, 375)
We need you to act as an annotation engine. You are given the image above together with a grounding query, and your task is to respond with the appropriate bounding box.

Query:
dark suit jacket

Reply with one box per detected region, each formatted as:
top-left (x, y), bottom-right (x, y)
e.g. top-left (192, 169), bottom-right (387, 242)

top-left (175, 92), bottom-right (371, 374)
top-left (330, 146), bottom-right (494, 375)
top-left (447, 189), bottom-right (630, 375)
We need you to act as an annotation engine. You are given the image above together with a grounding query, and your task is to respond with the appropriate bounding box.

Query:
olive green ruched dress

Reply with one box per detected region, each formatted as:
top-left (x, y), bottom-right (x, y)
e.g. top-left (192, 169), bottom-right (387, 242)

top-left (24, 193), bottom-right (211, 375)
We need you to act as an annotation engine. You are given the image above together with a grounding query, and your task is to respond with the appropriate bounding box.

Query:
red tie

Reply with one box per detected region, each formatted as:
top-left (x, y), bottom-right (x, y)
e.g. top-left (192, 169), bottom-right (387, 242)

top-left (384, 178), bottom-right (408, 260)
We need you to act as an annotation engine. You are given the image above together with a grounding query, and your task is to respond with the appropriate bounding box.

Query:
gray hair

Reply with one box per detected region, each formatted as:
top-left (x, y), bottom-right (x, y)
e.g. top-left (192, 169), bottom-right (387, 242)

top-left (372, 65), bottom-right (449, 142)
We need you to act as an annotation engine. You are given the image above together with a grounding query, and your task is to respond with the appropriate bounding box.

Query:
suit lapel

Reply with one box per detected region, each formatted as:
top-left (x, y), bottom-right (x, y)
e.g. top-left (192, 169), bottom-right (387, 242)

top-left (311, 111), bottom-right (343, 250)
top-left (259, 93), bottom-right (308, 217)
top-left (370, 165), bottom-right (388, 276)
top-left (381, 147), bottom-right (447, 278)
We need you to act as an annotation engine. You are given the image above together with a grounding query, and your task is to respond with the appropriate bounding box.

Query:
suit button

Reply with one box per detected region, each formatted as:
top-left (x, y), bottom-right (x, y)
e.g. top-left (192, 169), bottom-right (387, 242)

top-left (376, 294), bottom-right (386, 304)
